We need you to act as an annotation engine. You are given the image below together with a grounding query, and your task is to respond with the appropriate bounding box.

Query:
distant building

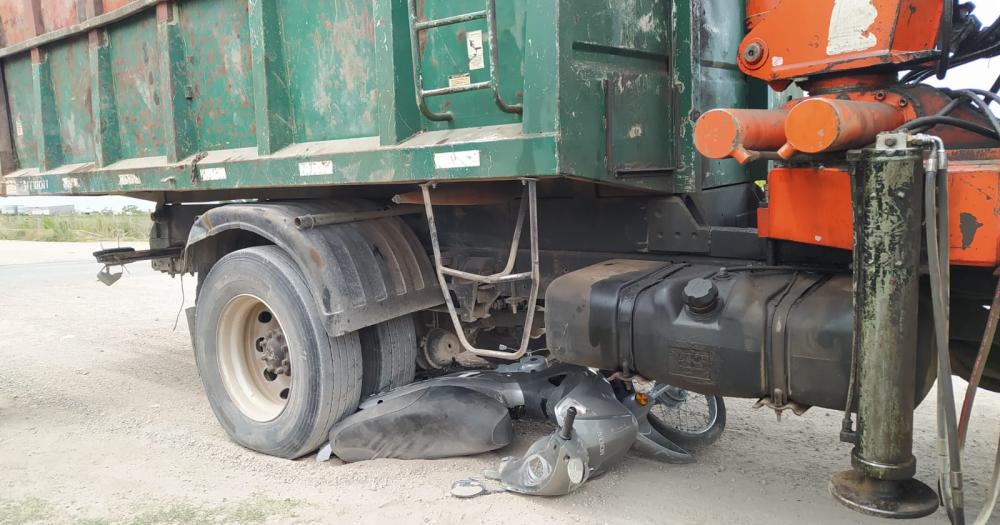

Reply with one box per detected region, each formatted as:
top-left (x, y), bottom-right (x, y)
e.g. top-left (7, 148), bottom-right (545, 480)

top-left (0, 205), bottom-right (20, 215)
top-left (24, 205), bottom-right (75, 216)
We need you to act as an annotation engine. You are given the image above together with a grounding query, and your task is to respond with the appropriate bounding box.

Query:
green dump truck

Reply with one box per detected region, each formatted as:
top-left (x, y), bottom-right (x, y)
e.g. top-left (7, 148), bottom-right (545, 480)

top-left (0, 0), bottom-right (761, 452)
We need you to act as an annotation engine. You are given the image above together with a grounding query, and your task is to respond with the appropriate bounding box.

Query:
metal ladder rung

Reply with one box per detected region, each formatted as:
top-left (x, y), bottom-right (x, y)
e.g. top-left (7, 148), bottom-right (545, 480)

top-left (441, 267), bottom-right (532, 284)
top-left (414, 10), bottom-right (487, 31)
top-left (422, 81), bottom-right (492, 98)
top-left (421, 180), bottom-right (541, 361)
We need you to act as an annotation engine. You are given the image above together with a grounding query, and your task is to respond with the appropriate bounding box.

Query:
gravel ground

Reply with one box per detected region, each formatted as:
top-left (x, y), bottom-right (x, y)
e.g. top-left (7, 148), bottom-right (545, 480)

top-left (0, 240), bottom-right (997, 525)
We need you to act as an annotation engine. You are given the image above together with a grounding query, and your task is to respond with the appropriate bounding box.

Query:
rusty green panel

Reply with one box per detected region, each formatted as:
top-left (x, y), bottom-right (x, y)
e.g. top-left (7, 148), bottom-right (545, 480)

top-left (90, 30), bottom-right (121, 168)
top-left (675, 0), bottom-right (753, 191)
top-left (555, 0), bottom-right (675, 192)
top-left (32, 52), bottom-right (64, 170)
top-left (176, 0), bottom-right (256, 151)
top-left (157, 4), bottom-right (197, 163)
top-left (107, 12), bottom-right (164, 160)
top-left (0, 0), bottom-right (754, 199)
top-left (249, 0), bottom-right (293, 155)
top-left (3, 55), bottom-right (37, 169)
top-left (521, 0), bottom-right (557, 135)
top-left (0, 65), bottom-right (16, 176)
top-left (14, 132), bottom-right (559, 195)
top-left (417, 0), bottom-right (526, 131)
top-left (276, 0), bottom-right (378, 142)
top-left (47, 37), bottom-right (95, 166)
top-left (374, 0), bottom-right (420, 145)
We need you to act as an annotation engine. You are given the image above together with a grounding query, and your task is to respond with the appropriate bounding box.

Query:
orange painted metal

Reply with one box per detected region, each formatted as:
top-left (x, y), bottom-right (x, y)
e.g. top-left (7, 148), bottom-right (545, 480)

top-left (947, 160), bottom-right (1000, 267)
top-left (758, 167), bottom-right (855, 251)
top-left (746, 0), bottom-right (782, 29)
top-left (694, 108), bottom-right (789, 164)
top-left (759, 158), bottom-right (1000, 267)
top-left (695, 84), bottom-right (997, 164)
top-left (780, 98), bottom-right (907, 158)
top-left (739, 0), bottom-right (944, 89)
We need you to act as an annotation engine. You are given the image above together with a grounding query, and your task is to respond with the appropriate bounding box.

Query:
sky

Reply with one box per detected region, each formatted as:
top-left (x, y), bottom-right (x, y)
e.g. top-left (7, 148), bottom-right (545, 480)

top-left (1, 3), bottom-right (1000, 213)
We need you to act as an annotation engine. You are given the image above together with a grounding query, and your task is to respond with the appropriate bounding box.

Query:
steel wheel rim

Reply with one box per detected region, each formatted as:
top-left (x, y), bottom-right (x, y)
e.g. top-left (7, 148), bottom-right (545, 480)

top-left (217, 294), bottom-right (293, 422)
top-left (650, 391), bottom-right (718, 437)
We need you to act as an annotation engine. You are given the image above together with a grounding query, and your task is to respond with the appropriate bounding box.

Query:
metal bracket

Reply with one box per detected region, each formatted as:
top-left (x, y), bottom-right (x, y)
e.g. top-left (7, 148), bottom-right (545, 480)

top-left (420, 179), bottom-right (540, 361)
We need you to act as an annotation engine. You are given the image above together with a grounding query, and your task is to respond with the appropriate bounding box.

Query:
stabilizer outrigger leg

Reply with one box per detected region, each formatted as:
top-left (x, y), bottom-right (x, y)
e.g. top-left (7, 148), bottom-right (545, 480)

top-left (829, 136), bottom-right (940, 519)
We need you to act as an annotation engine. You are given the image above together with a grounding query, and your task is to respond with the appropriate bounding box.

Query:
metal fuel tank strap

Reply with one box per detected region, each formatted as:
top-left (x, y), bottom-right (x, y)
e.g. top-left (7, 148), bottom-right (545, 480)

top-left (613, 264), bottom-right (689, 374)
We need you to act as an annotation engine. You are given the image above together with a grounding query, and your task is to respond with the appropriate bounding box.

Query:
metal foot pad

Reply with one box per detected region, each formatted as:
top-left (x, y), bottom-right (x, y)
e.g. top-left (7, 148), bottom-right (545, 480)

top-left (829, 470), bottom-right (939, 520)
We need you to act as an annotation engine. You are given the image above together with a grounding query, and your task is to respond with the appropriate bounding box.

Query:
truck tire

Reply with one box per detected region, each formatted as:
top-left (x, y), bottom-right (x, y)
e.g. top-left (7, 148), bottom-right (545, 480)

top-left (359, 315), bottom-right (418, 398)
top-left (194, 246), bottom-right (362, 459)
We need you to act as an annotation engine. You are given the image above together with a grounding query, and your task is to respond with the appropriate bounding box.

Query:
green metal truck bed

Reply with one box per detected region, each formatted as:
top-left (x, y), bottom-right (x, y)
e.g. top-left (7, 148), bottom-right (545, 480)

top-left (0, 0), bottom-right (750, 200)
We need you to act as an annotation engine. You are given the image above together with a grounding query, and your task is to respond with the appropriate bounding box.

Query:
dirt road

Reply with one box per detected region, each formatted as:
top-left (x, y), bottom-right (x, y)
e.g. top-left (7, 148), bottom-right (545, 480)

top-left (1, 240), bottom-right (997, 525)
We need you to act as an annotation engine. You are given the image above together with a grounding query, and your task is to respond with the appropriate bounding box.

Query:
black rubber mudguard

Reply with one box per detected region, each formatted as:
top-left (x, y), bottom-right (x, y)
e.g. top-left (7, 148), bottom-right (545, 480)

top-left (328, 386), bottom-right (513, 462)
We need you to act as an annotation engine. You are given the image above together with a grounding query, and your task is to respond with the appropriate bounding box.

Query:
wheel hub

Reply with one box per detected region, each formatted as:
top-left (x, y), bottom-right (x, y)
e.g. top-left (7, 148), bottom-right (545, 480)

top-left (257, 329), bottom-right (291, 377)
top-left (217, 294), bottom-right (294, 422)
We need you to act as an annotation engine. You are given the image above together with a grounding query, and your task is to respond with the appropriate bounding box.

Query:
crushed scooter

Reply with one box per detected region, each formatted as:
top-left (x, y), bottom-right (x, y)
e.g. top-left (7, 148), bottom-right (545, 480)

top-left (317, 355), bottom-right (725, 497)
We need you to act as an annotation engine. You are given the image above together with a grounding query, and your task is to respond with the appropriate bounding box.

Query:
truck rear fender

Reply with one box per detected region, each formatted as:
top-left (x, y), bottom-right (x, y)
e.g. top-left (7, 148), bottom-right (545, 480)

top-left (185, 202), bottom-right (442, 337)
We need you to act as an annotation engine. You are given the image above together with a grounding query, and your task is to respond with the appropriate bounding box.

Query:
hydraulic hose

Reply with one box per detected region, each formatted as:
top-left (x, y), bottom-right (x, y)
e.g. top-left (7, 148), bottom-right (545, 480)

top-left (961, 276), bottom-right (1000, 525)
top-left (959, 279), bottom-right (1000, 447)
top-left (899, 117), bottom-right (1000, 141)
top-left (917, 134), bottom-right (966, 524)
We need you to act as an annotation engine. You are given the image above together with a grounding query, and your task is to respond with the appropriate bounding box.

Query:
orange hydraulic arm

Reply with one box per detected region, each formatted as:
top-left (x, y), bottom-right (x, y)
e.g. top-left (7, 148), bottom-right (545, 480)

top-left (692, 0), bottom-right (1000, 268)
top-left (739, 0), bottom-right (945, 91)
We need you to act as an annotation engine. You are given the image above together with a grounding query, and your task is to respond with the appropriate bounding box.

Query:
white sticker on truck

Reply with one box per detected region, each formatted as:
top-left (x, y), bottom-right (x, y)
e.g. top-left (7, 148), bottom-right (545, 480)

top-left (827, 0), bottom-right (879, 56)
top-left (448, 73), bottom-right (471, 88)
top-left (6, 178), bottom-right (48, 196)
top-left (467, 30), bottom-right (485, 70)
top-left (200, 168), bottom-right (227, 181)
top-left (434, 150), bottom-right (481, 170)
top-left (62, 177), bottom-right (80, 191)
top-left (299, 161), bottom-right (334, 177)
top-left (118, 174), bottom-right (141, 186)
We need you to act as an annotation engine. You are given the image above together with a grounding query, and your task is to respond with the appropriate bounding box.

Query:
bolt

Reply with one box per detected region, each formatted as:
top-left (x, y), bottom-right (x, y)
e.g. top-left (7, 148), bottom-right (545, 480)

top-left (874, 91), bottom-right (887, 101)
top-left (885, 137), bottom-right (898, 147)
top-left (743, 42), bottom-right (765, 65)
top-left (899, 99), bottom-right (909, 107)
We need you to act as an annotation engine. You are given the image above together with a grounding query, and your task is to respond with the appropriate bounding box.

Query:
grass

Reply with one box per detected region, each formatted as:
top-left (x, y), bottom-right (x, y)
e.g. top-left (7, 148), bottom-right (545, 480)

top-left (0, 496), bottom-right (51, 525)
top-left (0, 495), bottom-right (301, 525)
top-left (0, 214), bottom-right (151, 242)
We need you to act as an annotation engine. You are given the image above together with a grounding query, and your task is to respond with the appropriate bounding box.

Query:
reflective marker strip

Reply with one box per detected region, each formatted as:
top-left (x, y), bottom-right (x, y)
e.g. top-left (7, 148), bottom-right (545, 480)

top-left (118, 174), bottom-right (141, 186)
top-left (200, 168), bottom-right (227, 181)
top-left (434, 150), bottom-right (481, 169)
top-left (299, 161), bottom-right (335, 177)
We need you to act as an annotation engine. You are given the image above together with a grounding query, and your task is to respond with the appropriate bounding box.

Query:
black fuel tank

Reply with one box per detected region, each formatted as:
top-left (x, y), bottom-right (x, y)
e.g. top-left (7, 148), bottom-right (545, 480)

top-left (545, 260), bottom-right (935, 411)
